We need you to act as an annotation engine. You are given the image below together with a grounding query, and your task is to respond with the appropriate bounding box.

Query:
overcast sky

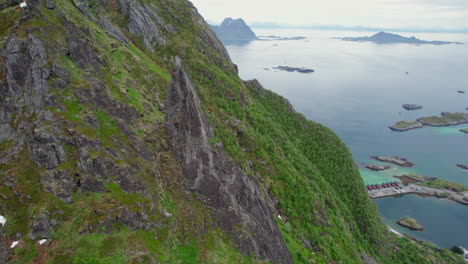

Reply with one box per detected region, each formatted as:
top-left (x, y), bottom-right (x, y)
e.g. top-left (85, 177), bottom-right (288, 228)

top-left (190, 0), bottom-right (468, 30)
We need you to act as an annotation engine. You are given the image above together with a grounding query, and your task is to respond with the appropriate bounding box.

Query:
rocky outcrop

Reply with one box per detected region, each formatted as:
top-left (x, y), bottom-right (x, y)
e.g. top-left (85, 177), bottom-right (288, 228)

top-left (65, 22), bottom-right (103, 72)
top-left (117, 0), bottom-right (166, 51)
top-left (165, 58), bottom-right (292, 263)
top-left (29, 213), bottom-right (58, 240)
top-left (97, 15), bottom-right (129, 46)
top-left (4, 33), bottom-right (50, 114)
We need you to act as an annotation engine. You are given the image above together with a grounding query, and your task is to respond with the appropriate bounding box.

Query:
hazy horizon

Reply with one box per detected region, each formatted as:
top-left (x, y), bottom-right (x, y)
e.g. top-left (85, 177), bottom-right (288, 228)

top-left (192, 0), bottom-right (468, 33)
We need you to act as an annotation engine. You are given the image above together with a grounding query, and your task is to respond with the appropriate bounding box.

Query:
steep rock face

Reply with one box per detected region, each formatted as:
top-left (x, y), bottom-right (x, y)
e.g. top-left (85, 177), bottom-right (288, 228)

top-left (165, 58), bottom-right (293, 263)
top-left (116, 0), bottom-right (166, 51)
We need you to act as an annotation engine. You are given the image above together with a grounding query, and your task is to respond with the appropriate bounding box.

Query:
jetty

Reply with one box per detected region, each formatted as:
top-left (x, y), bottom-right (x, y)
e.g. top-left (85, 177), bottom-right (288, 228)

top-left (367, 183), bottom-right (468, 206)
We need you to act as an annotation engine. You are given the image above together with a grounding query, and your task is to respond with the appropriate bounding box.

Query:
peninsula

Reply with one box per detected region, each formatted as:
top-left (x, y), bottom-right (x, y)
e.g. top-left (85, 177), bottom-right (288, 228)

top-left (390, 112), bottom-right (468, 131)
top-left (341, 32), bottom-right (463, 45)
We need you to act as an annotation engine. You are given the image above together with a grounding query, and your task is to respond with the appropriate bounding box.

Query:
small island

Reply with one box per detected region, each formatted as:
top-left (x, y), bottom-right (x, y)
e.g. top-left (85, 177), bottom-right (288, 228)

top-left (258, 35), bottom-right (307, 41)
top-left (390, 112), bottom-right (468, 131)
top-left (458, 91), bottom-right (465, 94)
top-left (372, 156), bottom-right (414, 167)
top-left (365, 164), bottom-right (390, 171)
top-left (402, 104), bottom-right (423, 111)
top-left (272, 66), bottom-right (315, 74)
top-left (340, 31), bottom-right (463, 45)
top-left (389, 120), bottom-right (424, 131)
top-left (460, 129), bottom-right (468, 134)
top-left (456, 164), bottom-right (468, 170)
top-left (418, 112), bottom-right (468, 126)
top-left (397, 217), bottom-right (424, 231)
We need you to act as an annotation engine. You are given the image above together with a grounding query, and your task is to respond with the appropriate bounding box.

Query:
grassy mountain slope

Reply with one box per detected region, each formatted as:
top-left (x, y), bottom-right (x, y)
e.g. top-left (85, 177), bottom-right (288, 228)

top-left (0, 0), bottom-right (463, 263)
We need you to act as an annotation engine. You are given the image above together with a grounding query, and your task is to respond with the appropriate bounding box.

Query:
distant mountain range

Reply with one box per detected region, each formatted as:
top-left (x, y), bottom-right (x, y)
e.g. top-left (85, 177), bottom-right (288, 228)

top-left (211, 18), bottom-right (258, 44)
top-left (341, 32), bottom-right (463, 45)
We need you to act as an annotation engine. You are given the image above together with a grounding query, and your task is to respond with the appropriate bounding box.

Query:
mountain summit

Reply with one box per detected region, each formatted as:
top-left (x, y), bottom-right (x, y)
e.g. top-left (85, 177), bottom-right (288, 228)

top-left (211, 18), bottom-right (258, 44)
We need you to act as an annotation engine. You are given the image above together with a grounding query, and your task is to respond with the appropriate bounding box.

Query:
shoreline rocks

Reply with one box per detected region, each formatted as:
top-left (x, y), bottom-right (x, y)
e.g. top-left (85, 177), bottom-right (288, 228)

top-left (456, 164), bottom-right (468, 170)
top-left (365, 164), bottom-right (391, 171)
top-left (460, 129), bottom-right (468, 134)
top-left (397, 217), bottom-right (424, 231)
top-left (371, 156), bottom-right (414, 167)
top-left (402, 104), bottom-right (423, 111)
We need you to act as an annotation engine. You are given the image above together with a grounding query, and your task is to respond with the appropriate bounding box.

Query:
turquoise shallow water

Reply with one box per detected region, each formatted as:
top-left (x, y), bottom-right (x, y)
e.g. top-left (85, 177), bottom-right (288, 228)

top-left (226, 29), bottom-right (468, 248)
top-left (376, 195), bottom-right (468, 248)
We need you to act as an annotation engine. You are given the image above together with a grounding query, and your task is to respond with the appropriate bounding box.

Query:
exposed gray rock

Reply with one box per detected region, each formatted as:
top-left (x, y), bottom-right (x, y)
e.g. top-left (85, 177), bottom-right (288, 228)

top-left (239, 91), bottom-right (247, 108)
top-left (45, 0), bottom-right (56, 9)
top-left (124, 0), bottom-right (166, 51)
top-left (4, 33), bottom-right (50, 113)
top-left (49, 64), bottom-right (69, 90)
top-left (29, 130), bottom-right (66, 170)
top-left (72, 0), bottom-right (94, 20)
top-left (107, 160), bottom-right (144, 193)
top-left (65, 22), bottom-right (103, 72)
top-left (97, 15), bottom-right (129, 45)
top-left (41, 170), bottom-right (78, 203)
top-left (165, 58), bottom-right (292, 264)
top-left (187, 3), bottom-right (236, 72)
top-left (29, 214), bottom-right (58, 240)
top-left (78, 149), bottom-right (108, 192)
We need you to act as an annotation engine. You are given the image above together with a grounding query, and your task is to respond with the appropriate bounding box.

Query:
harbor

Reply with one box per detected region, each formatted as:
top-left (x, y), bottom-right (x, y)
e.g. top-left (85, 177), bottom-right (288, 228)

top-left (367, 183), bottom-right (468, 206)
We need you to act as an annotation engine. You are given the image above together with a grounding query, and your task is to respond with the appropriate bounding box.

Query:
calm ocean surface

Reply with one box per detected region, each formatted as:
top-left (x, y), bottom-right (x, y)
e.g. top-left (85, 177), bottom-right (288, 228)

top-left (225, 29), bottom-right (468, 248)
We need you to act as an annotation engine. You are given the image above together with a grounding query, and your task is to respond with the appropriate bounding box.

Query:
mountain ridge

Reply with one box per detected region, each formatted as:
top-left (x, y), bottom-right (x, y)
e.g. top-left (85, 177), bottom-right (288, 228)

top-left (0, 0), bottom-right (463, 263)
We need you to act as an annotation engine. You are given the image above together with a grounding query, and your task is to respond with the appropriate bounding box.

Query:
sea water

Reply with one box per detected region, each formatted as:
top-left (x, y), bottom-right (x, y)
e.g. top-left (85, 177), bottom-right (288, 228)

top-left (225, 29), bottom-right (468, 248)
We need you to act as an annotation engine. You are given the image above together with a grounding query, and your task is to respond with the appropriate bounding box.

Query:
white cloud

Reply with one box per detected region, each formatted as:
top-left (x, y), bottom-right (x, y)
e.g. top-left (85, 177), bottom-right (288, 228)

top-left (190, 0), bottom-right (468, 29)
